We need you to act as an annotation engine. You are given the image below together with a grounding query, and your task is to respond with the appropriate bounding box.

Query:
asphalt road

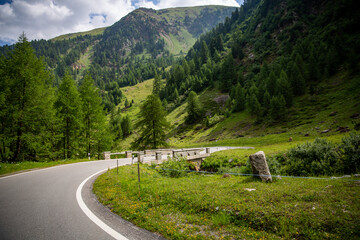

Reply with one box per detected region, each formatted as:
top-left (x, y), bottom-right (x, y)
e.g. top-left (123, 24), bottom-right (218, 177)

top-left (0, 147), bottom-right (253, 240)
top-left (0, 159), bottom-right (164, 240)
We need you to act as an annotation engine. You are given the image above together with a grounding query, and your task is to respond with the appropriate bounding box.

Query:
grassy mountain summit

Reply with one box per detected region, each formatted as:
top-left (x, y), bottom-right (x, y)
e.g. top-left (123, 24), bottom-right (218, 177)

top-left (96, 5), bottom-right (237, 59)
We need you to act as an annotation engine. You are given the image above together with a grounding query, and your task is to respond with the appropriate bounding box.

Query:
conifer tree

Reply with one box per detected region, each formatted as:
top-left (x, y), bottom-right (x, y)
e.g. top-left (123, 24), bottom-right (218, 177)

top-left (131, 95), bottom-right (169, 150)
top-left (200, 40), bottom-right (210, 64)
top-left (232, 83), bottom-right (246, 112)
top-left (162, 99), bottom-right (168, 112)
top-left (110, 110), bottom-right (123, 140)
top-left (121, 115), bottom-right (132, 137)
top-left (262, 90), bottom-right (271, 116)
top-left (152, 72), bottom-right (161, 95)
top-left (221, 54), bottom-right (236, 92)
top-left (0, 34), bottom-right (57, 162)
top-left (186, 91), bottom-right (203, 123)
top-left (275, 70), bottom-right (293, 108)
top-left (55, 72), bottom-right (83, 159)
top-left (289, 62), bottom-right (306, 96)
top-left (266, 71), bottom-right (277, 96)
top-left (79, 74), bottom-right (106, 156)
top-left (125, 98), bottom-right (130, 108)
top-left (270, 95), bottom-right (286, 120)
top-left (248, 93), bottom-right (261, 116)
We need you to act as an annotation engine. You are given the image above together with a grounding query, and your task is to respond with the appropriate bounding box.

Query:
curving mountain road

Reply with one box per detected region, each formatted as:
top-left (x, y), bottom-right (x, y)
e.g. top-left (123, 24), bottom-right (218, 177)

top-left (0, 159), bottom-right (164, 240)
top-left (0, 147), bottom-right (252, 239)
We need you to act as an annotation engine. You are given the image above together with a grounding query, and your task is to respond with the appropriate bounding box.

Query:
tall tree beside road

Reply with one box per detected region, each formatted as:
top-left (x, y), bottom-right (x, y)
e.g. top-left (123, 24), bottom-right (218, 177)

top-left (0, 34), bottom-right (56, 162)
top-left (79, 74), bottom-right (108, 157)
top-left (131, 94), bottom-right (169, 150)
top-left (55, 72), bottom-right (83, 159)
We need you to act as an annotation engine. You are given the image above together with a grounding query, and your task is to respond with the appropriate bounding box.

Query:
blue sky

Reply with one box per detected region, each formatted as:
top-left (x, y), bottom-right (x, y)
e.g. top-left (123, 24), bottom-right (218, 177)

top-left (0, 0), bottom-right (243, 46)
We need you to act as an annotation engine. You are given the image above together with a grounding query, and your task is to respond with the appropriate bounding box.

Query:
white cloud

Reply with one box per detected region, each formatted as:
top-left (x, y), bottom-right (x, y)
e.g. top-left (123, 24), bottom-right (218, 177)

top-left (135, 0), bottom-right (240, 9)
top-left (0, 0), bottom-right (241, 44)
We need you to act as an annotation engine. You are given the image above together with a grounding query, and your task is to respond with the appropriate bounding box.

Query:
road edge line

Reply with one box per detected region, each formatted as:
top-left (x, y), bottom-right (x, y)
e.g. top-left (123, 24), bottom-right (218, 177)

top-left (76, 167), bottom-right (129, 240)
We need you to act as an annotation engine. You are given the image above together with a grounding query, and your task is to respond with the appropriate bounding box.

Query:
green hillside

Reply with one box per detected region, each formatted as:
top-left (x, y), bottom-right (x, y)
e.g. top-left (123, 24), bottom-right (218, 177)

top-left (0, 5), bottom-right (236, 113)
top-left (109, 0), bottom-right (360, 152)
top-left (112, 70), bottom-right (359, 151)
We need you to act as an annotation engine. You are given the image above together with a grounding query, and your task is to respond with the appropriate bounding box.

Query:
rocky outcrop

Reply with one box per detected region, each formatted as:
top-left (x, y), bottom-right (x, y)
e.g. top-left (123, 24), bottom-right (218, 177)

top-left (249, 151), bottom-right (272, 182)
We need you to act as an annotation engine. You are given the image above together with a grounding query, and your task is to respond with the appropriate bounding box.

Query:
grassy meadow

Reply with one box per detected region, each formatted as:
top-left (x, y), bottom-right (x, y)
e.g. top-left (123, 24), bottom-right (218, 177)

top-left (94, 162), bottom-right (360, 240)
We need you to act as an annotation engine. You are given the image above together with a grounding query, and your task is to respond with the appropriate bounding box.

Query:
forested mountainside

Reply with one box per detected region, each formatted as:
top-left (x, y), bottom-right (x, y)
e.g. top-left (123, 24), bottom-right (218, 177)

top-left (0, 5), bottom-right (236, 112)
top-left (160, 0), bottom-right (359, 121)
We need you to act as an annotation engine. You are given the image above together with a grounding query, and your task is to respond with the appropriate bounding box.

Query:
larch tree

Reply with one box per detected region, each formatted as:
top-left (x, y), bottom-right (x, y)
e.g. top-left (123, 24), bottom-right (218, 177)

top-left (186, 91), bottom-right (203, 123)
top-left (55, 72), bottom-right (83, 159)
top-left (79, 74), bottom-right (107, 157)
top-left (131, 94), bottom-right (169, 150)
top-left (0, 34), bottom-right (57, 162)
top-left (152, 72), bottom-right (161, 95)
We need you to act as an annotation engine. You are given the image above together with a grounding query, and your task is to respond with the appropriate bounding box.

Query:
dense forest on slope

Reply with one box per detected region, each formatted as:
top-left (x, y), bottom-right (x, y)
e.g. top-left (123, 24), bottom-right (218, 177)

top-left (0, 5), bottom-right (236, 112)
top-left (161, 0), bottom-right (359, 122)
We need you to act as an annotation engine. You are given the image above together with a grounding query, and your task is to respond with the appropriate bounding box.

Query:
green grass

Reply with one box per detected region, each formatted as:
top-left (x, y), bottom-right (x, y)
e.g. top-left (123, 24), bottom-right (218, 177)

top-left (0, 158), bottom-right (96, 176)
top-left (94, 164), bottom-right (360, 239)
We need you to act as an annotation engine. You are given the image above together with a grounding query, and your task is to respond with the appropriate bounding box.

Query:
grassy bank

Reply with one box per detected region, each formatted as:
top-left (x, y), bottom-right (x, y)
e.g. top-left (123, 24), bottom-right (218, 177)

top-left (0, 159), bottom-right (94, 176)
top-left (94, 164), bottom-right (360, 239)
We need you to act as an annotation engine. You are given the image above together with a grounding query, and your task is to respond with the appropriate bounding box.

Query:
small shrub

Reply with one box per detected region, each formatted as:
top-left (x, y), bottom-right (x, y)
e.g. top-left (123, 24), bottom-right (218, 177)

top-left (158, 156), bottom-right (190, 178)
top-left (201, 154), bottom-right (245, 172)
top-left (267, 154), bottom-right (282, 175)
top-left (338, 133), bottom-right (360, 174)
top-left (284, 138), bottom-right (339, 176)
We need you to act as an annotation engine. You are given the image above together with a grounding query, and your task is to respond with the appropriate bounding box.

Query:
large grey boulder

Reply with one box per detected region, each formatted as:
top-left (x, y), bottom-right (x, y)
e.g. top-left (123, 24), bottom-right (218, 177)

top-left (249, 151), bottom-right (272, 182)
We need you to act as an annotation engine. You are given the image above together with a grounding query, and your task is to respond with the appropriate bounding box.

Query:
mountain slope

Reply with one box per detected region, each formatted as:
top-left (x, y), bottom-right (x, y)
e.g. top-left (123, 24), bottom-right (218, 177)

top-left (93, 5), bottom-right (237, 63)
top-left (112, 0), bottom-right (360, 150)
top-left (0, 5), bottom-right (236, 112)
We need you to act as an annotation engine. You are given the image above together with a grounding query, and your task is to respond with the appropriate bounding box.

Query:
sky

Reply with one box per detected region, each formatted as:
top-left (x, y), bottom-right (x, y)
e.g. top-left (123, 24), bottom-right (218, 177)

top-left (0, 0), bottom-right (243, 46)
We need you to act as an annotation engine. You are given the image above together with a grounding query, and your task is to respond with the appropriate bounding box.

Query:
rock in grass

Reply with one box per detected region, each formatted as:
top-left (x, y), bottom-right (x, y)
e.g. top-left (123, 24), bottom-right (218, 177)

top-left (249, 151), bottom-right (272, 182)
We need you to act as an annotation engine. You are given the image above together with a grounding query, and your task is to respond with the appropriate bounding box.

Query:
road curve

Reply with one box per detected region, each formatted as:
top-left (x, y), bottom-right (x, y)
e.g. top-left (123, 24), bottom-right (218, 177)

top-left (0, 147), bottom-right (253, 239)
top-left (0, 159), bottom-right (164, 240)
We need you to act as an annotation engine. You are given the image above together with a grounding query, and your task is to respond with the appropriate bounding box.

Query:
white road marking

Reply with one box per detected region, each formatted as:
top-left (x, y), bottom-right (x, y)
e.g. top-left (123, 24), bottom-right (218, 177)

top-left (76, 166), bottom-right (129, 240)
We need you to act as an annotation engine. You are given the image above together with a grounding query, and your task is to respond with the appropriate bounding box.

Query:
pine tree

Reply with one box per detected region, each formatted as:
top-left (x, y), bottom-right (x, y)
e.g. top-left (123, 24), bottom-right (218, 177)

top-left (266, 71), bottom-right (277, 96)
top-left (131, 95), bottom-right (170, 150)
top-left (125, 98), bottom-right (130, 108)
top-left (121, 115), bottom-right (132, 137)
top-left (200, 40), bottom-right (210, 65)
top-left (55, 72), bottom-right (83, 159)
top-left (221, 54), bottom-right (237, 92)
top-left (0, 34), bottom-right (57, 162)
top-left (248, 93), bottom-right (261, 116)
top-left (110, 110), bottom-right (123, 140)
top-left (162, 98), bottom-right (168, 112)
top-left (152, 72), bottom-right (161, 95)
top-left (270, 95), bottom-right (286, 120)
top-left (79, 74), bottom-right (106, 156)
top-left (262, 90), bottom-right (271, 116)
top-left (275, 70), bottom-right (293, 108)
top-left (289, 62), bottom-right (306, 96)
top-left (186, 91), bottom-right (203, 123)
top-left (232, 83), bottom-right (246, 112)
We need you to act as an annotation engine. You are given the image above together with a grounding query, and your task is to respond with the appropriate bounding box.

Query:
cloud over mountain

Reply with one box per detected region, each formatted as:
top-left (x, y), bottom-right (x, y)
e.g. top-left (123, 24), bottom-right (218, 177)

top-left (0, 0), bottom-right (241, 45)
